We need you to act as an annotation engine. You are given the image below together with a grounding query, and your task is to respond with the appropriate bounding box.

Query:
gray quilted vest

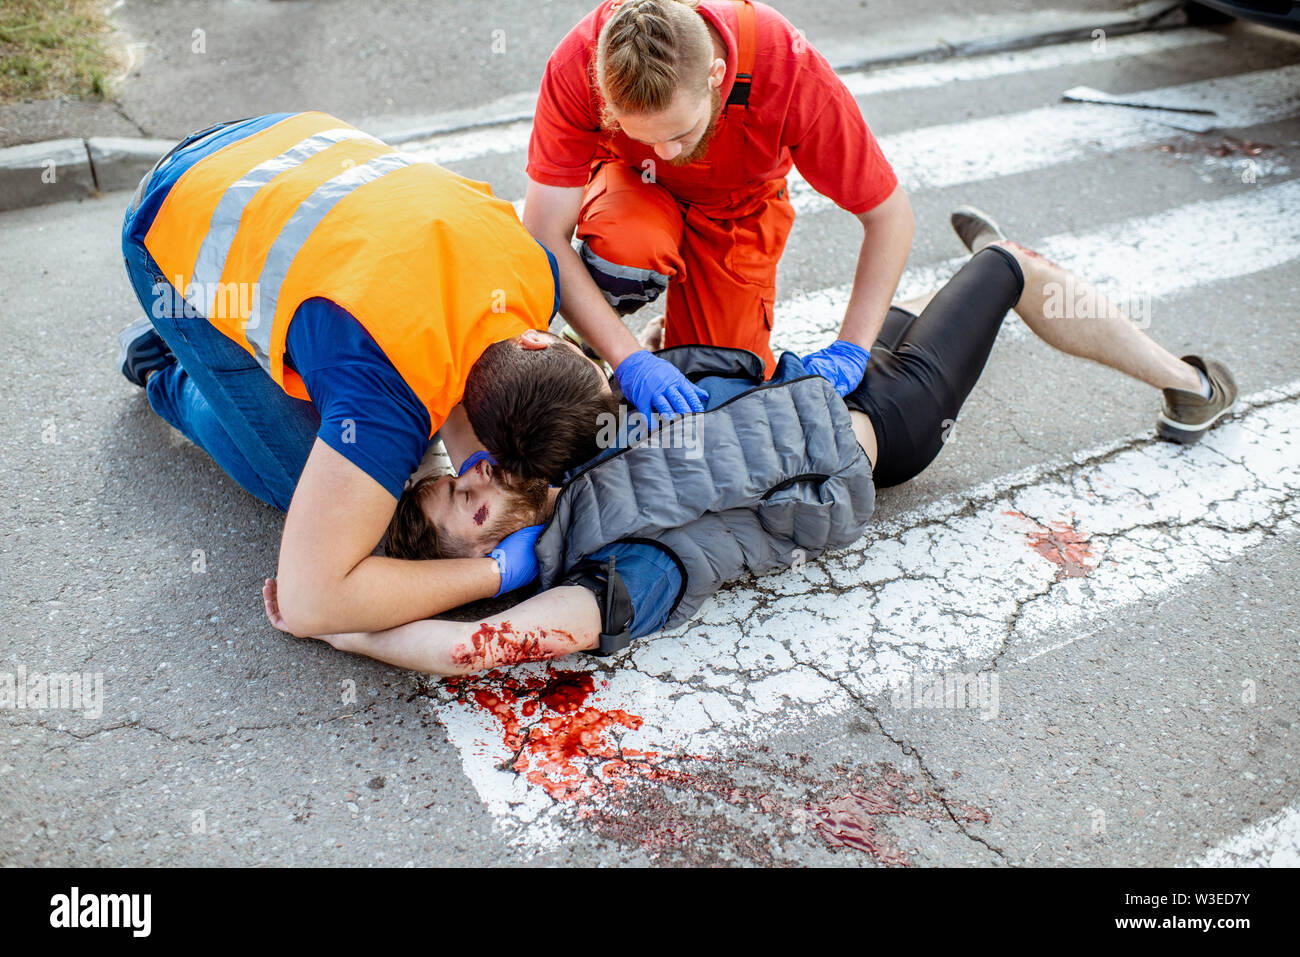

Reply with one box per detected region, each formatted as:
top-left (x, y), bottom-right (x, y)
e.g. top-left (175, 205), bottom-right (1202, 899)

top-left (534, 346), bottom-right (876, 637)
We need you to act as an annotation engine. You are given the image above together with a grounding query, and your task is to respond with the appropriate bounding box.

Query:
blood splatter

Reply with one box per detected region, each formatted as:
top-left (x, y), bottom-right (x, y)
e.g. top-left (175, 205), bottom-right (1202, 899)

top-left (577, 756), bottom-right (808, 864)
top-left (452, 621), bottom-right (579, 671)
top-left (803, 765), bottom-right (989, 866)
top-left (583, 773), bottom-right (783, 865)
top-left (1027, 522), bottom-right (1095, 581)
top-left (1207, 136), bottom-right (1271, 157)
top-left (583, 758), bottom-right (991, 867)
top-left (1000, 239), bottom-right (1062, 271)
top-left (473, 504), bottom-right (488, 526)
top-left (1159, 135), bottom-right (1273, 158)
top-left (445, 662), bottom-right (997, 866)
top-left (1005, 511), bottom-right (1097, 581)
top-left (445, 667), bottom-right (658, 802)
top-left (808, 794), bottom-right (909, 864)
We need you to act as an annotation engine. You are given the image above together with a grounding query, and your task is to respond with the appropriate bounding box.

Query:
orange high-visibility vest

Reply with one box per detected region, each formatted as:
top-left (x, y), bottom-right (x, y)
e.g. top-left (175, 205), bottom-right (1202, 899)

top-left (143, 111), bottom-right (556, 435)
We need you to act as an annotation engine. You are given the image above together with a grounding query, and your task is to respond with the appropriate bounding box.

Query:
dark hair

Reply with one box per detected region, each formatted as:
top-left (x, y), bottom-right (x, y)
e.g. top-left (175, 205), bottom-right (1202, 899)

top-left (384, 472), bottom-right (552, 562)
top-left (383, 475), bottom-right (473, 560)
top-left (464, 338), bottom-right (617, 482)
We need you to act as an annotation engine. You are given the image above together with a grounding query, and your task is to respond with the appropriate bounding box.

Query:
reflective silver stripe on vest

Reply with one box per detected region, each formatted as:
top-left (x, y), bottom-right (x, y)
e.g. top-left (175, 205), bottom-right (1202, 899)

top-left (244, 151), bottom-right (415, 368)
top-left (186, 127), bottom-right (381, 317)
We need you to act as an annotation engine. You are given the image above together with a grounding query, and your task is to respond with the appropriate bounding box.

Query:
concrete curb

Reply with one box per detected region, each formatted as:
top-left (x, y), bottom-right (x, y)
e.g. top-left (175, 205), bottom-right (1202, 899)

top-left (87, 136), bottom-right (179, 193)
top-left (0, 135), bottom-right (177, 212)
top-left (0, 139), bottom-right (96, 212)
top-left (0, 0), bottom-right (1186, 215)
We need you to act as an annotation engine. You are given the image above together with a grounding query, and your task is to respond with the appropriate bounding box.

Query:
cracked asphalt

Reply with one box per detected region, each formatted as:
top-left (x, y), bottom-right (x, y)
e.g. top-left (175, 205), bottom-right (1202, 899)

top-left (2, 2), bottom-right (1298, 866)
top-left (0, 0), bottom-right (1135, 147)
top-left (422, 389), bottom-right (1298, 861)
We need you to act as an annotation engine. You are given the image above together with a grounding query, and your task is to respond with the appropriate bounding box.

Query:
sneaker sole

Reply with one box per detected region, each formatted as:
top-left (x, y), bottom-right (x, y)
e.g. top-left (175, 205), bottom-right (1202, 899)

top-left (1155, 399), bottom-right (1237, 444)
top-left (117, 317), bottom-right (171, 386)
top-left (950, 206), bottom-right (1007, 252)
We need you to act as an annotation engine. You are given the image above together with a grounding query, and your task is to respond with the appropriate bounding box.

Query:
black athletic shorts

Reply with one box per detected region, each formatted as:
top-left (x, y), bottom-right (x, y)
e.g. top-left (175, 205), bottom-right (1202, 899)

top-left (844, 244), bottom-right (1026, 488)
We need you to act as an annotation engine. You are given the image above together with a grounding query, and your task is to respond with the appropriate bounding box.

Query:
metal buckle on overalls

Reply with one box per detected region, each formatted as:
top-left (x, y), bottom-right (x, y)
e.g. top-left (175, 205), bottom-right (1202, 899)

top-left (726, 73), bottom-right (752, 108)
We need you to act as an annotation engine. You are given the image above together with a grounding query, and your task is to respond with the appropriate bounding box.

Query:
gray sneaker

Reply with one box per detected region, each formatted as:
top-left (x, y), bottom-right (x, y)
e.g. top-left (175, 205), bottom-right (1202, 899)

top-left (950, 205), bottom-right (1008, 253)
top-left (1156, 355), bottom-right (1237, 445)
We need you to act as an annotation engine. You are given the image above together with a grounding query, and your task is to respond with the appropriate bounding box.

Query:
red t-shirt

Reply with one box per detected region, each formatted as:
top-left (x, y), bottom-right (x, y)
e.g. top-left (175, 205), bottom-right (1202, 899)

top-left (527, 0), bottom-right (898, 214)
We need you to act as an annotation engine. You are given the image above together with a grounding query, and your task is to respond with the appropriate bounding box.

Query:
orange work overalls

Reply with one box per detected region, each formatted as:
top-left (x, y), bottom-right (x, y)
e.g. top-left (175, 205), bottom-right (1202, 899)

top-left (574, 0), bottom-right (793, 377)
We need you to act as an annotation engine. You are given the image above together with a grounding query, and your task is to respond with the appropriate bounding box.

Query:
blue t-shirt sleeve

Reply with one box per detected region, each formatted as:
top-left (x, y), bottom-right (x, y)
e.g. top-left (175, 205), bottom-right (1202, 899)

top-left (284, 298), bottom-right (431, 499)
top-left (586, 541), bottom-right (684, 641)
top-left (536, 239), bottom-right (561, 320)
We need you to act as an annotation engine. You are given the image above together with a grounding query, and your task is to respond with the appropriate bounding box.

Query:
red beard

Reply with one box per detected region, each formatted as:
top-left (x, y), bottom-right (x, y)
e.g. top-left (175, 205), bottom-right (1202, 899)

top-left (668, 86), bottom-right (723, 167)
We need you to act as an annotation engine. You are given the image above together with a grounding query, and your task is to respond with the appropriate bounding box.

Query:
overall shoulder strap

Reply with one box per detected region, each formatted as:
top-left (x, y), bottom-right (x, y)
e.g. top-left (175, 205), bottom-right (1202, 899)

top-left (726, 0), bottom-right (756, 108)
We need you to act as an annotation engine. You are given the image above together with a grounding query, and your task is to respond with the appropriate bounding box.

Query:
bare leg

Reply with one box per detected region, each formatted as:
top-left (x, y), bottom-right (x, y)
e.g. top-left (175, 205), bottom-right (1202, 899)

top-left (850, 410), bottom-right (878, 469)
top-left (639, 313), bottom-right (666, 351)
top-left (988, 240), bottom-right (1201, 393)
top-left (861, 239), bottom-right (1202, 470)
top-left (894, 290), bottom-right (938, 315)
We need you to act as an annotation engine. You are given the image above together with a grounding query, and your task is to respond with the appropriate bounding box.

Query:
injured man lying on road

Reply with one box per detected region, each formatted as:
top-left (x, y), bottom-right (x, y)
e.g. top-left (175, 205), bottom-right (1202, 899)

top-left (262, 210), bottom-right (1238, 675)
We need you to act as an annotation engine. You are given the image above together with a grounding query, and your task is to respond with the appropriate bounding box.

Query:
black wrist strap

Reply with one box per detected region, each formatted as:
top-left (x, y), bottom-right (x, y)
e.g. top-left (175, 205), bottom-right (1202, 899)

top-left (559, 555), bottom-right (634, 656)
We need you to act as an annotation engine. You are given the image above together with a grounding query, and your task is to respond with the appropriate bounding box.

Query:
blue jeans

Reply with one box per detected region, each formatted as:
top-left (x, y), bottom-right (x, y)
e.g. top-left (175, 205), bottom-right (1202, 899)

top-left (121, 214), bottom-right (320, 512)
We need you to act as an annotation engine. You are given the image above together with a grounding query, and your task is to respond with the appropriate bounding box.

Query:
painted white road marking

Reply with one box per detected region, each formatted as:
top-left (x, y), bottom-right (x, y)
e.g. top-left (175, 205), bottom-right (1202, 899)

top-left (409, 119), bottom-right (534, 165)
top-left (390, 38), bottom-right (1300, 857)
top-left (402, 62), bottom-right (1300, 215)
top-left (772, 178), bottom-right (1300, 354)
top-left (787, 63), bottom-right (1300, 214)
top-left (1193, 803), bottom-right (1300, 867)
top-left (402, 64), bottom-right (1300, 334)
top-left (838, 28), bottom-right (1225, 98)
top-left (432, 386), bottom-right (1300, 848)
top-left (399, 59), bottom-right (1300, 364)
top-left (392, 28), bottom-right (1225, 159)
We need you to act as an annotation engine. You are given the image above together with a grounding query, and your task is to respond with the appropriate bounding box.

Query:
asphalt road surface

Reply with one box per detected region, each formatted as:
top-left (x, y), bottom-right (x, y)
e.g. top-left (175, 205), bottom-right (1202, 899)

top-left (1, 7), bottom-right (1297, 867)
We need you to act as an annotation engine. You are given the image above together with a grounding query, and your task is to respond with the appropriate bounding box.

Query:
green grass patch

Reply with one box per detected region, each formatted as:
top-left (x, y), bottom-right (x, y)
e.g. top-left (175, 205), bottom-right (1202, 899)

top-left (0, 0), bottom-right (123, 103)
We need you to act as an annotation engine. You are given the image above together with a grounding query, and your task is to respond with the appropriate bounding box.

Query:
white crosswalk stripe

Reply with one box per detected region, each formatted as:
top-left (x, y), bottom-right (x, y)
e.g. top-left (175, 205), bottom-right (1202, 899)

top-left (397, 36), bottom-right (1300, 856)
top-left (437, 385), bottom-right (1300, 846)
top-left (397, 27), bottom-right (1227, 164)
top-left (402, 60), bottom-right (1300, 213)
top-left (1193, 803), bottom-right (1300, 867)
top-left (787, 63), bottom-right (1300, 213)
top-left (773, 179), bottom-right (1300, 354)
top-left (837, 28), bottom-right (1225, 97)
top-left (401, 28), bottom-right (1235, 165)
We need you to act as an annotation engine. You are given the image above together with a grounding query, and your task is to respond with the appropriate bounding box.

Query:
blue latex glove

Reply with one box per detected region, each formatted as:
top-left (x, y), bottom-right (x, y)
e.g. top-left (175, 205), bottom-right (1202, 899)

top-left (614, 350), bottom-right (708, 422)
top-left (488, 523), bottom-right (544, 596)
top-left (801, 340), bottom-right (870, 396)
top-left (457, 449), bottom-right (496, 477)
